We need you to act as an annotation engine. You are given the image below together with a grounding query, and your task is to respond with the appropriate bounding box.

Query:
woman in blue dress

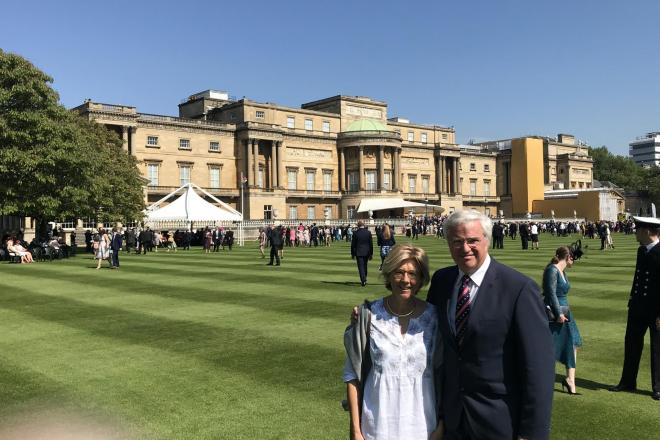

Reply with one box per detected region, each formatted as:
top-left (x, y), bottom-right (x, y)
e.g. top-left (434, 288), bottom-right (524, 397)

top-left (542, 245), bottom-right (583, 394)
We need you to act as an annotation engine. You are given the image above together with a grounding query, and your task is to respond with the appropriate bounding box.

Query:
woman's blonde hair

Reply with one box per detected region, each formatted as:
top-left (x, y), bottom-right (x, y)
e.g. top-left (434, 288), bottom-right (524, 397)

top-left (381, 244), bottom-right (430, 292)
top-left (382, 224), bottom-right (391, 240)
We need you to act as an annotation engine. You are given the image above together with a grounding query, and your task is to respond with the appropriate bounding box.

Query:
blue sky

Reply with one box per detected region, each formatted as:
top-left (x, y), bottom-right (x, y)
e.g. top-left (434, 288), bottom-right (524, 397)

top-left (3, 0), bottom-right (659, 155)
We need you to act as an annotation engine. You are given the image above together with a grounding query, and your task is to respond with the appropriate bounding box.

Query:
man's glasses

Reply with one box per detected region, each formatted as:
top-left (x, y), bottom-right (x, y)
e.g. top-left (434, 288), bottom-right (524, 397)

top-left (450, 238), bottom-right (482, 249)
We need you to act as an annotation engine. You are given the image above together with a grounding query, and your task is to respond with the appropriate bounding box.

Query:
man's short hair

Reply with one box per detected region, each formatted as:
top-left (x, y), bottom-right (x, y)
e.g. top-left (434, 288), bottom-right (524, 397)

top-left (443, 210), bottom-right (493, 242)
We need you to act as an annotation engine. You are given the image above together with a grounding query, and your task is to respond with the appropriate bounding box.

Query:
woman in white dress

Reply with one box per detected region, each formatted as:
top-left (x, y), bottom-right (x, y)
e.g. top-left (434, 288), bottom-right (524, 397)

top-left (344, 244), bottom-right (441, 440)
top-left (95, 228), bottom-right (111, 269)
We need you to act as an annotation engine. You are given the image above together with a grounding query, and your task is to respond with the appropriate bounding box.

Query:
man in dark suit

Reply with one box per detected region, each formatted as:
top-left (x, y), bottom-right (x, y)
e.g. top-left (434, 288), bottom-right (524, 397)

top-left (350, 221), bottom-right (373, 287)
top-left (519, 221), bottom-right (530, 250)
top-left (610, 215), bottom-right (660, 400)
top-left (267, 223), bottom-right (283, 266)
top-left (110, 226), bottom-right (123, 269)
top-left (427, 210), bottom-right (554, 440)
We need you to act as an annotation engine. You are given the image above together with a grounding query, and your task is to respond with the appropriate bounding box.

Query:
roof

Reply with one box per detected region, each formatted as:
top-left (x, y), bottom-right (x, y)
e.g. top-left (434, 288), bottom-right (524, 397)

top-left (344, 119), bottom-right (390, 132)
top-left (357, 197), bottom-right (443, 213)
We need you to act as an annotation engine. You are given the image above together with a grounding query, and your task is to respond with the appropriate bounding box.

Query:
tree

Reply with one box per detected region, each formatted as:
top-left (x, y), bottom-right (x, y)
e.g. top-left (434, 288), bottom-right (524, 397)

top-left (0, 50), bottom-right (145, 228)
top-left (588, 146), bottom-right (645, 190)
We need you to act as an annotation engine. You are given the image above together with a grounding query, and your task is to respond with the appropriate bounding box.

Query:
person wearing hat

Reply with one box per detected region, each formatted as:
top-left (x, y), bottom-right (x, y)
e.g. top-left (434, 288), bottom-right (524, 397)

top-left (610, 215), bottom-right (660, 400)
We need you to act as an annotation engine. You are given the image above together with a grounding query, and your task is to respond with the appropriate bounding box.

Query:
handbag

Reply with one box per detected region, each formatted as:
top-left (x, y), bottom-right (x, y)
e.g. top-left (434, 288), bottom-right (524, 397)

top-left (546, 305), bottom-right (570, 322)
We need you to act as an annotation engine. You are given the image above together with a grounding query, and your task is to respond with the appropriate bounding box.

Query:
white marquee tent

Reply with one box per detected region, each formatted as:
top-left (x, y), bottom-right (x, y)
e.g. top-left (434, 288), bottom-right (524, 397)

top-left (144, 183), bottom-right (244, 244)
top-left (357, 197), bottom-right (444, 214)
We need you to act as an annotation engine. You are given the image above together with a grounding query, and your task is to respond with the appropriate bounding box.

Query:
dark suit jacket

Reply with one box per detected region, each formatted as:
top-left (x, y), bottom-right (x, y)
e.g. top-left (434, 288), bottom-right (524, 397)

top-left (351, 227), bottom-right (373, 258)
top-left (629, 242), bottom-right (660, 317)
top-left (427, 259), bottom-right (554, 440)
top-left (111, 232), bottom-right (123, 251)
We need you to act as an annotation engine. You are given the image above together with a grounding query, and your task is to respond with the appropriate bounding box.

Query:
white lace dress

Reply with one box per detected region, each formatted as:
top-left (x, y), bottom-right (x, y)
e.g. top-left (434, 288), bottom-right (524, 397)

top-left (343, 298), bottom-right (438, 440)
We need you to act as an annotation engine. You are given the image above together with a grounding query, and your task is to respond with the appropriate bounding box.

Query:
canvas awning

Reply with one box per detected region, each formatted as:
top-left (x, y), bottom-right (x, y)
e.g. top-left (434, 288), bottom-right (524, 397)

top-left (357, 197), bottom-right (444, 213)
top-left (144, 183), bottom-right (242, 224)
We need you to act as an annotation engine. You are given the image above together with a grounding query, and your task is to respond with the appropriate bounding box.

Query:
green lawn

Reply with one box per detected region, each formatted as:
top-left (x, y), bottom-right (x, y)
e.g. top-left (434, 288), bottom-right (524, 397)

top-left (0, 233), bottom-right (658, 439)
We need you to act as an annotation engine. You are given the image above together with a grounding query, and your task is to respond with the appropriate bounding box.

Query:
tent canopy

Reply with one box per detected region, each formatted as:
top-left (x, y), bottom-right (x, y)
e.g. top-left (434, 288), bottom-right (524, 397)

top-left (144, 183), bottom-right (242, 224)
top-left (357, 197), bottom-right (444, 213)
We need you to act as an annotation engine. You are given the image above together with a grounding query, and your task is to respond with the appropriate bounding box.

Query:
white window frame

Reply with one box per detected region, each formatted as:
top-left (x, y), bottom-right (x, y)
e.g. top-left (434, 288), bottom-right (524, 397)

top-left (383, 171), bottom-right (391, 190)
top-left (209, 166), bottom-right (221, 189)
top-left (255, 110), bottom-right (265, 119)
top-left (209, 141), bottom-right (220, 152)
top-left (484, 164), bottom-right (490, 172)
top-left (179, 139), bottom-right (191, 150)
top-left (304, 118), bottom-right (313, 131)
top-left (408, 175), bottom-right (416, 193)
top-left (306, 170), bottom-right (316, 191)
top-left (348, 171), bottom-right (359, 192)
top-left (484, 179), bottom-right (491, 196)
top-left (323, 171), bottom-right (332, 191)
top-left (258, 166), bottom-right (264, 188)
top-left (407, 131), bottom-right (414, 142)
top-left (287, 116), bottom-right (295, 128)
top-left (147, 163), bottom-right (159, 186)
top-left (421, 132), bottom-right (428, 143)
top-left (307, 205), bottom-right (316, 220)
top-left (289, 206), bottom-right (298, 219)
top-left (421, 175), bottom-right (430, 194)
top-left (147, 136), bottom-right (159, 147)
top-left (366, 170), bottom-right (377, 191)
top-left (287, 169), bottom-right (298, 190)
top-left (322, 121), bottom-right (330, 132)
top-left (469, 163), bottom-right (476, 171)
top-left (470, 179), bottom-right (477, 196)
top-left (179, 165), bottom-right (191, 186)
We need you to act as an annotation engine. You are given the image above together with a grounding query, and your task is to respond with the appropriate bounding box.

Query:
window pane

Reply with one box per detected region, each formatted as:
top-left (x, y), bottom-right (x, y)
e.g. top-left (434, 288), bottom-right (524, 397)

top-left (287, 117), bottom-right (295, 128)
top-left (366, 171), bottom-right (376, 191)
top-left (180, 166), bottom-right (190, 185)
top-left (306, 171), bottom-right (315, 190)
top-left (258, 168), bottom-right (264, 188)
top-left (383, 172), bottom-right (391, 190)
top-left (322, 121), bottom-right (330, 132)
top-left (147, 136), bottom-right (158, 146)
top-left (323, 172), bottom-right (332, 191)
top-left (305, 119), bottom-right (313, 130)
top-left (408, 176), bottom-right (416, 193)
top-left (148, 164), bottom-right (159, 186)
top-left (348, 172), bottom-right (358, 192)
top-left (210, 168), bottom-right (220, 188)
top-left (179, 139), bottom-right (190, 150)
top-left (288, 170), bottom-right (297, 190)
top-left (422, 177), bottom-right (429, 193)
top-left (289, 206), bottom-right (298, 219)
top-left (307, 206), bottom-right (315, 219)
top-left (209, 141), bottom-right (220, 152)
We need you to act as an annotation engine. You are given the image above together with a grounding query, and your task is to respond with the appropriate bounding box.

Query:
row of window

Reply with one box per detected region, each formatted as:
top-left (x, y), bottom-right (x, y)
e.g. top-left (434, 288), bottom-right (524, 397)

top-left (147, 136), bottom-right (221, 152)
top-left (467, 163), bottom-right (490, 172)
top-left (147, 164), bottom-right (222, 188)
top-left (285, 116), bottom-right (331, 133)
top-left (393, 130), bottom-right (449, 143)
top-left (287, 169), bottom-right (334, 191)
top-left (285, 205), bottom-right (334, 220)
top-left (468, 179), bottom-right (492, 196)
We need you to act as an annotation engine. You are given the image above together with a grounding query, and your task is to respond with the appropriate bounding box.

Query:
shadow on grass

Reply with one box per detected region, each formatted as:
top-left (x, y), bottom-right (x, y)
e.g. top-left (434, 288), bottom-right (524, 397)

top-left (1, 286), bottom-right (344, 401)
top-left (12, 265), bottom-right (355, 322)
top-left (321, 281), bottom-right (363, 286)
top-left (553, 373), bottom-right (654, 397)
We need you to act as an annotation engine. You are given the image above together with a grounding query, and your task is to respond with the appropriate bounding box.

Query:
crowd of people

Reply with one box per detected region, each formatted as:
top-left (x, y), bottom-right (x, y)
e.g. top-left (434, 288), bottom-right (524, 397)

top-left (0, 228), bottom-right (74, 264)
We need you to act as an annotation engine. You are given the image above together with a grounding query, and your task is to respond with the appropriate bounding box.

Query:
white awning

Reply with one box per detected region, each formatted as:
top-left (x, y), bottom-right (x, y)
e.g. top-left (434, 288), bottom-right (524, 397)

top-left (144, 183), bottom-right (242, 224)
top-left (357, 197), bottom-right (444, 213)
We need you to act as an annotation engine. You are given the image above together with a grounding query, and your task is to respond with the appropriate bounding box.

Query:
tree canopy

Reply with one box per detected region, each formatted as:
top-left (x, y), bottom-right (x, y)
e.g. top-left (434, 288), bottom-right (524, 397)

top-left (589, 145), bottom-right (660, 206)
top-left (0, 50), bottom-right (145, 224)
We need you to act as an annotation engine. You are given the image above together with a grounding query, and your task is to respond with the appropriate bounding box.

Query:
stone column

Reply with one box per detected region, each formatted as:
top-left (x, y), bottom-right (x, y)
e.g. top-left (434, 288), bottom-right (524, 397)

top-left (246, 139), bottom-right (254, 187)
top-left (453, 158), bottom-right (460, 194)
top-left (440, 157), bottom-right (446, 193)
top-left (378, 145), bottom-right (384, 191)
top-left (435, 156), bottom-right (441, 194)
top-left (277, 141), bottom-right (285, 189)
top-left (393, 147), bottom-right (400, 191)
top-left (121, 126), bottom-right (129, 152)
top-left (358, 146), bottom-right (365, 191)
top-left (339, 148), bottom-right (345, 192)
top-left (271, 141), bottom-right (277, 189)
top-left (252, 139), bottom-right (259, 188)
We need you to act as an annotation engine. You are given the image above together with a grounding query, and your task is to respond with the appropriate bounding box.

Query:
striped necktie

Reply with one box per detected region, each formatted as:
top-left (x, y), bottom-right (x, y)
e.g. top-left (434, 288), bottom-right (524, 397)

top-left (455, 275), bottom-right (472, 347)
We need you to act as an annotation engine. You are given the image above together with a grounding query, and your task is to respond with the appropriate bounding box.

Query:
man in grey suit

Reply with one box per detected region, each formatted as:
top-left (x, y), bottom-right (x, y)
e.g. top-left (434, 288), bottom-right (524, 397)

top-left (427, 210), bottom-right (554, 440)
top-left (350, 221), bottom-right (373, 287)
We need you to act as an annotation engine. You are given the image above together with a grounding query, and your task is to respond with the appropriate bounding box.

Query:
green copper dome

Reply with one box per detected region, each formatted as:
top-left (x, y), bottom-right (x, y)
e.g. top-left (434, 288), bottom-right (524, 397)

top-left (344, 118), bottom-right (390, 132)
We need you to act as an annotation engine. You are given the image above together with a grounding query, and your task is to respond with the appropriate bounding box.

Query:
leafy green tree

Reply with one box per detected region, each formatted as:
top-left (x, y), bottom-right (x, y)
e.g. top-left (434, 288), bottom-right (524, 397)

top-left (588, 146), bottom-right (645, 190)
top-left (0, 50), bottom-right (145, 228)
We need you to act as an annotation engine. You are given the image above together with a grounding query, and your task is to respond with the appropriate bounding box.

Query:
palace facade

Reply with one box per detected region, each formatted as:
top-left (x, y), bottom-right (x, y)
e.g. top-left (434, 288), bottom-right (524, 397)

top-left (73, 90), bottom-right (600, 221)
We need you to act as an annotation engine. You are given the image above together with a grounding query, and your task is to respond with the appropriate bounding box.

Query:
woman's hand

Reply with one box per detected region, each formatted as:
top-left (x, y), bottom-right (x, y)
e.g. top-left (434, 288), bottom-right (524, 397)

top-left (352, 431), bottom-right (365, 440)
top-left (557, 314), bottom-right (568, 324)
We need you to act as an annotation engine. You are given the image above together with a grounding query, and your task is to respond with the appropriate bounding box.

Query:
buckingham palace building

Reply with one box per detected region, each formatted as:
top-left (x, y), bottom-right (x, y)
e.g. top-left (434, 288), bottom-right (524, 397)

top-left (73, 90), bottom-right (603, 221)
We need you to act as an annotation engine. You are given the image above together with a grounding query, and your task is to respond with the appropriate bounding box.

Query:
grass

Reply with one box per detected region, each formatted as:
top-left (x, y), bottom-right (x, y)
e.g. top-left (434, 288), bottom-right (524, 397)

top-left (0, 233), bottom-right (659, 439)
